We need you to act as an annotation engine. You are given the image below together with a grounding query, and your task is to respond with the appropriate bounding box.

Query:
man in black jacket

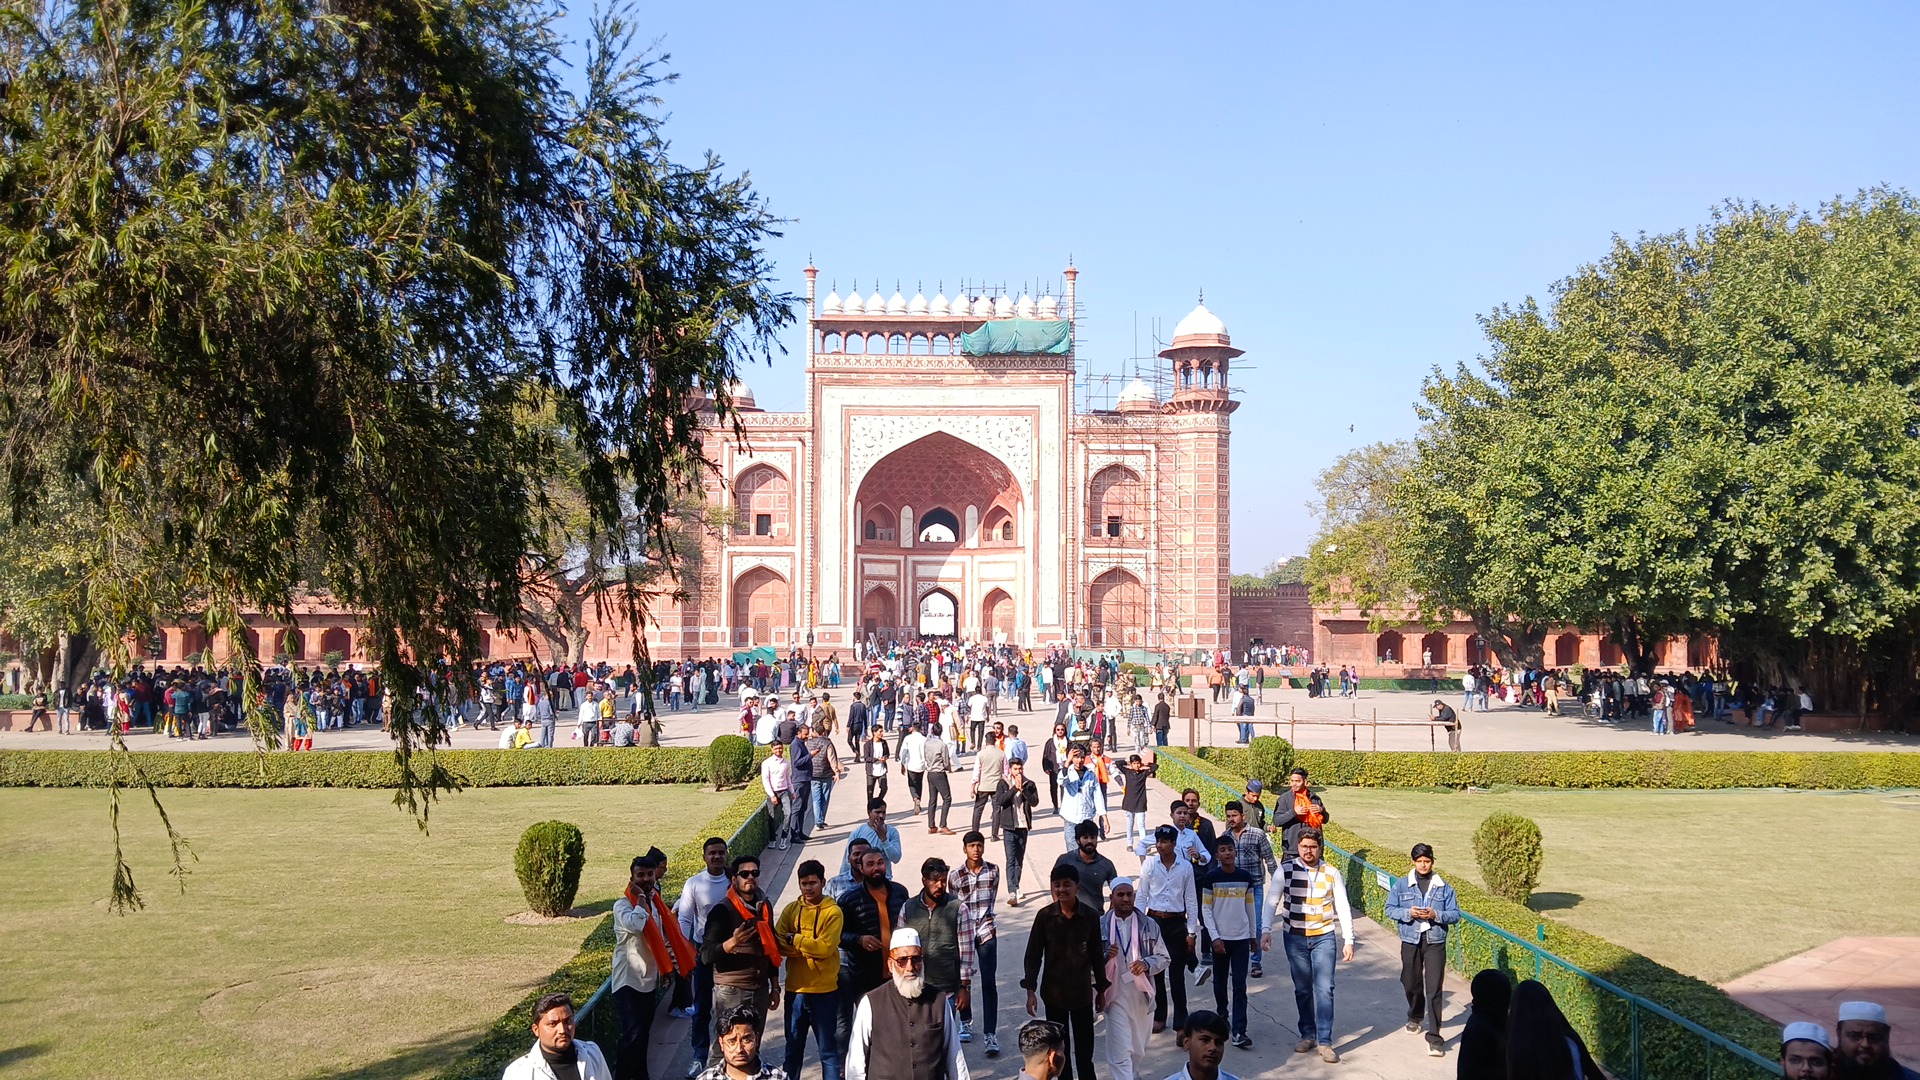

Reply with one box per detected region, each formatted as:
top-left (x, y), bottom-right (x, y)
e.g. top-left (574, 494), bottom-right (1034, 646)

top-left (995, 760), bottom-right (1041, 906)
top-left (1022, 863), bottom-right (1111, 1080)
top-left (834, 847), bottom-right (907, 1060)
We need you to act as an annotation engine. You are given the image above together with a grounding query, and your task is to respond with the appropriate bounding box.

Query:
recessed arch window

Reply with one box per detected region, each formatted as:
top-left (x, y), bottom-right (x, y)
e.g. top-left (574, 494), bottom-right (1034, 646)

top-left (917, 507), bottom-right (960, 544)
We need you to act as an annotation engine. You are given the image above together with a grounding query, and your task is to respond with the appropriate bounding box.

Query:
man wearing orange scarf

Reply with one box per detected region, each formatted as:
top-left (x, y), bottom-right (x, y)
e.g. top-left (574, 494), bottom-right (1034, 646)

top-left (612, 848), bottom-right (694, 1080)
top-left (700, 854), bottom-right (783, 1067)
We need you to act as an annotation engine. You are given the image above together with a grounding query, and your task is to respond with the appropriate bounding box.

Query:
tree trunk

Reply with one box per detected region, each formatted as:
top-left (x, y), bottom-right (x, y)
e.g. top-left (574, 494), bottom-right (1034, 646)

top-left (1475, 615), bottom-right (1546, 669)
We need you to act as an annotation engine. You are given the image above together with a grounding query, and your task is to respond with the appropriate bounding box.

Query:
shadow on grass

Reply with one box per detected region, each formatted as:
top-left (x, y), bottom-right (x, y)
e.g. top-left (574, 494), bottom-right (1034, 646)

top-left (0, 1044), bottom-right (50, 1070)
top-left (1529, 891), bottom-right (1583, 912)
top-left (308, 1030), bottom-right (481, 1080)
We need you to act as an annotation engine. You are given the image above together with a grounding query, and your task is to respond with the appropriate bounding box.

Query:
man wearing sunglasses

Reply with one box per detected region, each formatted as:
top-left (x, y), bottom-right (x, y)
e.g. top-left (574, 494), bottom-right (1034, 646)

top-left (700, 854), bottom-right (783, 1067)
top-left (845, 927), bottom-right (970, 1080)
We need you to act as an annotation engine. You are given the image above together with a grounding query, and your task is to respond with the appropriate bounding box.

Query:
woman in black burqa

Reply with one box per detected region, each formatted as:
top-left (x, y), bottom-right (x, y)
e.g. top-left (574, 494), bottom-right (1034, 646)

top-left (1457, 968), bottom-right (1513, 1079)
top-left (1505, 978), bottom-right (1603, 1080)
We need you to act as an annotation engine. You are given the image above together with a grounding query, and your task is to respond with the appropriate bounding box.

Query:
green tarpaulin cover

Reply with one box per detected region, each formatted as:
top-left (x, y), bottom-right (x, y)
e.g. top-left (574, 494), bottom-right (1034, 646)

top-left (959, 319), bottom-right (1072, 356)
top-left (731, 647), bottom-right (778, 665)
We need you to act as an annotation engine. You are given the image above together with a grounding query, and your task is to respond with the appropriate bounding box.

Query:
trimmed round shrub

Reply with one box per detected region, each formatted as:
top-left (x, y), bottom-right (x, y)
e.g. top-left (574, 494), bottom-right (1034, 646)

top-left (514, 820), bottom-right (586, 916)
top-left (708, 734), bottom-right (754, 788)
top-left (1247, 735), bottom-right (1295, 794)
top-left (1473, 811), bottom-right (1544, 904)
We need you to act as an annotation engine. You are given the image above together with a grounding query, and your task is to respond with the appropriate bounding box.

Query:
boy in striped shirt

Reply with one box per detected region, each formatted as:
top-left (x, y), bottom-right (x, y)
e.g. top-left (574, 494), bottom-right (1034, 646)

top-left (1198, 836), bottom-right (1268, 1049)
top-left (1278, 830), bottom-right (1354, 1063)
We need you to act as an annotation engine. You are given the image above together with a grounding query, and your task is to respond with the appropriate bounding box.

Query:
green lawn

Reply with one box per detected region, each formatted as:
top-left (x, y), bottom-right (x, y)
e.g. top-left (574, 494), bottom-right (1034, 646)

top-left (0, 784), bottom-right (732, 1080)
top-left (1324, 786), bottom-right (1920, 983)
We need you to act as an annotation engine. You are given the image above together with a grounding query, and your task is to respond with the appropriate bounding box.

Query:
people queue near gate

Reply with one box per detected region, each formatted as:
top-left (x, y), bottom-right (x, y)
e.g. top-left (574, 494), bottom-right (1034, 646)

top-left (565, 785), bottom-right (1920, 1080)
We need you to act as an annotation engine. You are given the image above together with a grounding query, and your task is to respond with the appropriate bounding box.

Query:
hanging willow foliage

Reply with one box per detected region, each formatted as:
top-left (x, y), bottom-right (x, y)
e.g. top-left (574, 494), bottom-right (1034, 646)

top-left (0, 0), bottom-right (793, 909)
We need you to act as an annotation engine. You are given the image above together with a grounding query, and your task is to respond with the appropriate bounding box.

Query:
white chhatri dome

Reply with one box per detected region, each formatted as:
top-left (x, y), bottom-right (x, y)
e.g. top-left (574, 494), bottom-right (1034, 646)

top-left (972, 295), bottom-right (993, 317)
top-left (887, 289), bottom-right (908, 315)
top-left (1037, 294), bottom-right (1059, 318)
top-left (930, 291), bottom-right (950, 316)
top-left (993, 294), bottom-right (1015, 318)
top-left (908, 290), bottom-right (929, 316)
top-left (843, 286), bottom-right (865, 315)
top-left (1015, 293), bottom-right (1036, 319)
top-left (727, 379), bottom-right (758, 410)
top-left (1173, 302), bottom-right (1229, 341)
top-left (867, 288), bottom-right (887, 314)
top-left (820, 288), bottom-right (843, 315)
top-left (1116, 377), bottom-right (1158, 411)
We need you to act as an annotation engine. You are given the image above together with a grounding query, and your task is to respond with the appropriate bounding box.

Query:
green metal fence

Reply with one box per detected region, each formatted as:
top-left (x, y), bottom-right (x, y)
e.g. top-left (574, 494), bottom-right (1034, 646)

top-left (1166, 755), bottom-right (1783, 1079)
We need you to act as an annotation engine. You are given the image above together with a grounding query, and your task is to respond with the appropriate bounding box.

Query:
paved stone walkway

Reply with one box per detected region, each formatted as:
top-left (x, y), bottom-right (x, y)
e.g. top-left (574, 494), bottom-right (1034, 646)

top-left (1724, 936), bottom-right (1920, 1065)
top-left (639, 748), bottom-right (1465, 1079)
top-left (7, 685), bottom-right (1914, 754)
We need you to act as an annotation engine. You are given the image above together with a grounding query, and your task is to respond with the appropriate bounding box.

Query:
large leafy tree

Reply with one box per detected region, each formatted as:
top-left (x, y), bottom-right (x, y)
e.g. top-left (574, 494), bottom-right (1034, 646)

top-left (1373, 189), bottom-right (1920, 712)
top-left (0, 0), bottom-right (792, 907)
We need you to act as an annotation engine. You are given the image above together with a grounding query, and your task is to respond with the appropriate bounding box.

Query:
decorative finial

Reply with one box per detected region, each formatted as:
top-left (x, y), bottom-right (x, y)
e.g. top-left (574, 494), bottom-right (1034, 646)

top-left (1198, 288), bottom-right (1205, 304)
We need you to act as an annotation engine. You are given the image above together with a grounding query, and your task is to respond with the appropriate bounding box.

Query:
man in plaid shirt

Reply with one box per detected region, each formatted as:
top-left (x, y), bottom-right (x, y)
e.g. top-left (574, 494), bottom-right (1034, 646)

top-left (951, 830), bottom-right (1003, 1056)
top-left (1224, 800), bottom-right (1278, 978)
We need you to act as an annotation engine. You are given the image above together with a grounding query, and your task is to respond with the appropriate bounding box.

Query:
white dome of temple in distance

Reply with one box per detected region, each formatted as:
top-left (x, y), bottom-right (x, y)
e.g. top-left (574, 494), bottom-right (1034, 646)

top-left (887, 288), bottom-right (908, 315)
top-left (1172, 302), bottom-right (1229, 342)
top-left (820, 288), bottom-right (842, 315)
top-left (993, 294), bottom-right (1015, 318)
top-left (1115, 377), bottom-right (1158, 413)
top-left (1016, 293), bottom-right (1036, 318)
top-left (727, 379), bottom-right (758, 410)
top-left (868, 288), bottom-right (887, 314)
top-left (930, 290), bottom-right (950, 316)
top-left (843, 285), bottom-right (865, 315)
top-left (908, 290), bottom-right (929, 316)
top-left (1038, 294), bottom-right (1059, 318)
top-left (972, 295), bottom-right (994, 317)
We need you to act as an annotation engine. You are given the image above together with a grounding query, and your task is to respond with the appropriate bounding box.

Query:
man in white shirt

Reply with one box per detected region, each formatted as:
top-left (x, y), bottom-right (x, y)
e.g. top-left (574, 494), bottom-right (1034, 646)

top-left (846, 798), bottom-right (904, 878)
top-left (967, 690), bottom-right (991, 755)
top-left (1141, 825), bottom-right (1200, 1033)
top-left (501, 992), bottom-right (613, 1080)
top-left (611, 848), bottom-right (694, 1080)
top-left (1102, 879), bottom-right (1170, 1080)
top-left (760, 742), bottom-right (797, 850)
top-left (900, 722), bottom-right (929, 814)
top-left (673, 839), bottom-right (733, 1065)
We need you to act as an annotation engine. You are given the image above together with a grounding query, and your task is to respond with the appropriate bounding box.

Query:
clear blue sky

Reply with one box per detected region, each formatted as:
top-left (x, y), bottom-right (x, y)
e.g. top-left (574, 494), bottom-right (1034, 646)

top-left (556, 1), bottom-right (1917, 572)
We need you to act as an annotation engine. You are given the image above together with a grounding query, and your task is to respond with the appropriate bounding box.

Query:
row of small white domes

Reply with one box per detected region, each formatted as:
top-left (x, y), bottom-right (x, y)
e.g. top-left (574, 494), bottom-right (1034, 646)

top-left (819, 287), bottom-right (1063, 319)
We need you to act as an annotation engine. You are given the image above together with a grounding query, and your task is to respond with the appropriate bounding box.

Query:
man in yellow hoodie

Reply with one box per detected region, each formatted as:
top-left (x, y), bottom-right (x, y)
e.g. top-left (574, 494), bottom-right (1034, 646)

top-left (777, 859), bottom-right (846, 1080)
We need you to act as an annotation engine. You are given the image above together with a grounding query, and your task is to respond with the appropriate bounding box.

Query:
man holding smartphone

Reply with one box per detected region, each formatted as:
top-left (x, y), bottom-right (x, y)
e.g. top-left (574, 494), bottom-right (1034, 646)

top-left (1383, 842), bottom-right (1460, 1057)
top-left (700, 855), bottom-right (783, 1067)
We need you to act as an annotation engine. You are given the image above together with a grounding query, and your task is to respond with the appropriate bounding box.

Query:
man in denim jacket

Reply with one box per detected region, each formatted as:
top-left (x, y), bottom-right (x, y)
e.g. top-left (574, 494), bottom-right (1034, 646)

top-left (1383, 843), bottom-right (1461, 1057)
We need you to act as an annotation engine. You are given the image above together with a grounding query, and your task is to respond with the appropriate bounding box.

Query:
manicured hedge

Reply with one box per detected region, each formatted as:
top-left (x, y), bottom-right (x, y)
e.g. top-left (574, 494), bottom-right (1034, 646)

top-left (1195, 746), bottom-right (1920, 790)
top-left (0, 747), bottom-right (722, 788)
top-left (1156, 748), bottom-right (1782, 1078)
top-left (0, 694), bottom-right (33, 709)
top-left (436, 782), bottom-right (774, 1080)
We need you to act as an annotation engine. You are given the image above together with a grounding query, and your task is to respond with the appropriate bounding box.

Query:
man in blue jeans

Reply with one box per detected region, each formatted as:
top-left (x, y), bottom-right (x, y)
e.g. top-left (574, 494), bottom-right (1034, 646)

top-left (1278, 830), bottom-right (1354, 1063)
top-left (1222, 801), bottom-right (1277, 978)
top-left (1198, 835), bottom-right (1265, 1048)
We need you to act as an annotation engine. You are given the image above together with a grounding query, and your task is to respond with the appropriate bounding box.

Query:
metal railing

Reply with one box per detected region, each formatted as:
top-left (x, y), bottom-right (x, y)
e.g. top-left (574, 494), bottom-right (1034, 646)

top-left (1164, 753), bottom-right (1783, 1080)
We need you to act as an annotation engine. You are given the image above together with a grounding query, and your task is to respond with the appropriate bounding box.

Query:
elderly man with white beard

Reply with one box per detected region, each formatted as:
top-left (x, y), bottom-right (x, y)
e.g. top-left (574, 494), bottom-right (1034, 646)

top-left (845, 927), bottom-right (970, 1080)
top-left (1101, 878), bottom-right (1170, 1080)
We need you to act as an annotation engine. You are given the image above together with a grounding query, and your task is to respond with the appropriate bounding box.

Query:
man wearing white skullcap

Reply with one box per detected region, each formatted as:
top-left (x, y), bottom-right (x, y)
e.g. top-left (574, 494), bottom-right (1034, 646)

top-left (845, 927), bottom-right (970, 1080)
top-left (1836, 1001), bottom-right (1920, 1079)
top-left (1781, 1021), bottom-right (1833, 1080)
top-left (1100, 877), bottom-right (1169, 1080)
